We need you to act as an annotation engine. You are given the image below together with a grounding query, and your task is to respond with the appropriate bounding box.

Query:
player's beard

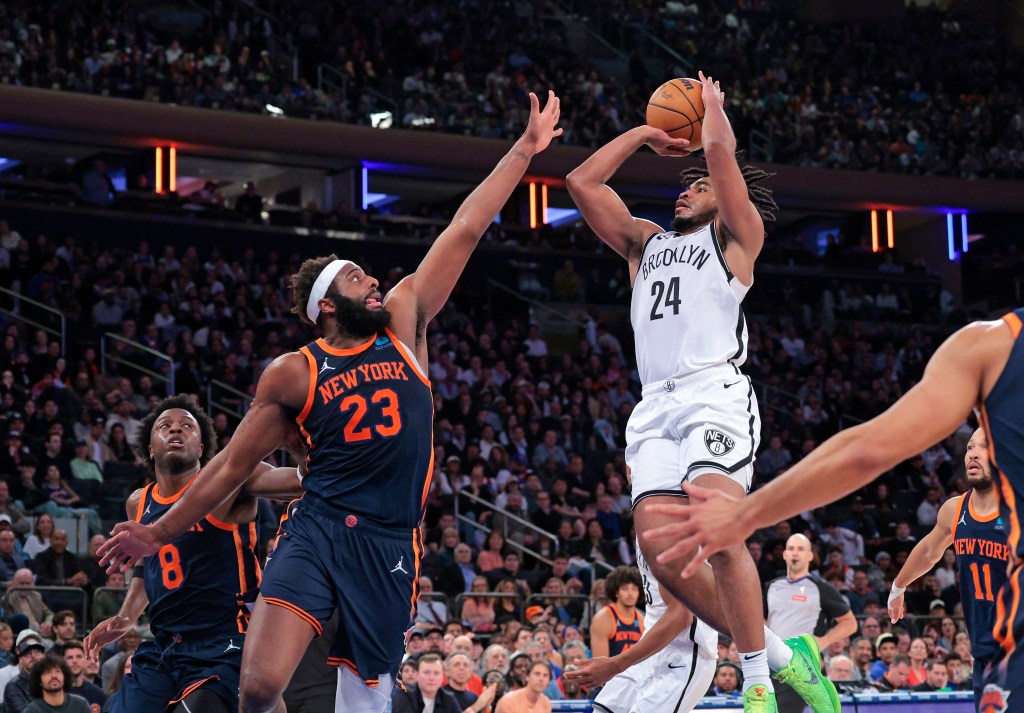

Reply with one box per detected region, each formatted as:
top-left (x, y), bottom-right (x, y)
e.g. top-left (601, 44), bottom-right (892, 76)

top-left (967, 468), bottom-right (994, 493)
top-left (329, 292), bottom-right (392, 338)
top-left (671, 206), bottom-right (716, 232)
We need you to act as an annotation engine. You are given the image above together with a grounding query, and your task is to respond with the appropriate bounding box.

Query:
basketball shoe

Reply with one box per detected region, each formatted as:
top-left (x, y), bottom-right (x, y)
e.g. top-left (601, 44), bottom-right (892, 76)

top-left (742, 684), bottom-right (777, 712)
top-left (774, 634), bottom-right (841, 713)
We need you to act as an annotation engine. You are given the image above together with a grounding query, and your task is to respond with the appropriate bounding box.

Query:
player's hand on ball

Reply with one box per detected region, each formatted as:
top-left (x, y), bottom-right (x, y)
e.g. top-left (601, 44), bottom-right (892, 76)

top-left (645, 482), bottom-right (753, 578)
top-left (697, 70), bottom-right (725, 108)
top-left (521, 90), bottom-right (563, 156)
top-left (644, 126), bottom-right (691, 157)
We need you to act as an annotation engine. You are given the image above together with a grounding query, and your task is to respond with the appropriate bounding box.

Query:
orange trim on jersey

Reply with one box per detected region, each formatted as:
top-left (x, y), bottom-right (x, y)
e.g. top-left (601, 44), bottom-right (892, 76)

top-left (951, 494), bottom-right (968, 542)
top-left (385, 328), bottom-right (430, 387)
top-left (979, 405), bottom-right (1001, 471)
top-left (151, 473), bottom-right (200, 504)
top-left (419, 436), bottom-right (435, 511)
top-left (1004, 312), bottom-right (1023, 339)
top-left (250, 522), bottom-right (262, 586)
top-left (296, 346), bottom-right (318, 425)
top-left (297, 422), bottom-right (314, 450)
top-left (969, 494), bottom-right (999, 523)
top-left (326, 656), bottom-right (379, 685)
top-left (263, 596), bottom-right (323, 636)
top-left (169, 675), bottom-right (219, 704)
top-left (610, 603), bottom-right (638, 627)
top-left (409, 528), bottom-right (423, 621)
top-left (134, 484), bottom-right (154, 523)
top-left (316, 335), bottom-right (375, 356)
top-left (205, 513), bottom-right (237, 531)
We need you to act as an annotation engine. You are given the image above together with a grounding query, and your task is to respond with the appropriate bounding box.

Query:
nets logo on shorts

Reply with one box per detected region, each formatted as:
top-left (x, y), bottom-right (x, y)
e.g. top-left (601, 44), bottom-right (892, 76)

top-left (979, 684), bottom-right (1010, 713)
top-left (704, 430), bottom-right (735, 456)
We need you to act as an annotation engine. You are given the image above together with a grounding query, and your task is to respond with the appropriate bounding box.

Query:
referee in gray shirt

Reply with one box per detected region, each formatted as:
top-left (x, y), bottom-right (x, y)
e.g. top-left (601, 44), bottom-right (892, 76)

top-left (766, 534), bottom-right (858, 712)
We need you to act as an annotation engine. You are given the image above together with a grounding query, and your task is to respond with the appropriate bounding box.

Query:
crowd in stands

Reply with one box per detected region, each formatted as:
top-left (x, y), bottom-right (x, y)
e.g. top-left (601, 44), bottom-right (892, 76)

top-left (0, 204), bottom-right (982, 709)
top-left (1, 1), bottom-right (1023, 178)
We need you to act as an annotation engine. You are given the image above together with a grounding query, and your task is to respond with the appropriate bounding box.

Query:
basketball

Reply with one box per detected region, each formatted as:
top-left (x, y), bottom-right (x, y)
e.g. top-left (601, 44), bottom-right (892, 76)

top-left (646, 78), bottom-right (705, 150)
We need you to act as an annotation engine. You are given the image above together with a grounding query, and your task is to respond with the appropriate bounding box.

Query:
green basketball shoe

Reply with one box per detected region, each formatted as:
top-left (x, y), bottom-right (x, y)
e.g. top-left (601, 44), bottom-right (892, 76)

top-left (743, 683), bottom-right (778, 712)
top-left (775, 634), bottom-right (841, 713)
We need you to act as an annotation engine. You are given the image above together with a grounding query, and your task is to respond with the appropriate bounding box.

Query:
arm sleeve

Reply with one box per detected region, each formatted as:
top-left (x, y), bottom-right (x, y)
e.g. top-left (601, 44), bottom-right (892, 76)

top-left (814, 577), bottom-right (852, 618)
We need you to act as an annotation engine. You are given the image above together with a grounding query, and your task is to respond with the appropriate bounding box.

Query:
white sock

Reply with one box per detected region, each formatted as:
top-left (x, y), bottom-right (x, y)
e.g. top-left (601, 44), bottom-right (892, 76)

top-left (738, 649), bottom-right (773, 692)
top-left (764, 627), bottom-right (794, 671)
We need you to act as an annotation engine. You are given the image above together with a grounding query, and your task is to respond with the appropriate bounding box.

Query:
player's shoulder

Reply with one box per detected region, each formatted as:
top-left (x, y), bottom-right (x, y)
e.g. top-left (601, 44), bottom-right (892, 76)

top-left (936, 493), bottom-right (966, 525)
top-left (125, 486), bottom-right (149, 521)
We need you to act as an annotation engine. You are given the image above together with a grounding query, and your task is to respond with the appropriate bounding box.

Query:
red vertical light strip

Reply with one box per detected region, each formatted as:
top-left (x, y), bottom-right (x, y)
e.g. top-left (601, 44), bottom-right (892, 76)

top-left (886, 210), bottom-right (894, 249)
top-left (541, 183), bottom-right (548, 225)
top-left (870, 210), bottom-right (879, 252)
top-left (169, 147), bottom-right (177, 192)
top-left (155, 148), bottom-right (163, 194)
top-left (529, 183), bottom-right (537, 229)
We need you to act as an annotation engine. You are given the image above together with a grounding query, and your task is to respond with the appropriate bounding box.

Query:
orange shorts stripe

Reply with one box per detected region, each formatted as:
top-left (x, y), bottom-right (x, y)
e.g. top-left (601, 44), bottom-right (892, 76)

top-left (1004, 312), bottom-right (1023, 338)
top-left (263, 597), bottom-right (323, 637)
top-left (169, 675), bottom-right (219, 705)
top-left (327, 657), bottom-right (380, 686)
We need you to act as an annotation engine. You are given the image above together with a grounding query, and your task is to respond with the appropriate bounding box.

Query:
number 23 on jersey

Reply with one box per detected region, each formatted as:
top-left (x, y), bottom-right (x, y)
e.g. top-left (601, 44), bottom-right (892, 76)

top-left (339, 388), bottom-right (402, 443)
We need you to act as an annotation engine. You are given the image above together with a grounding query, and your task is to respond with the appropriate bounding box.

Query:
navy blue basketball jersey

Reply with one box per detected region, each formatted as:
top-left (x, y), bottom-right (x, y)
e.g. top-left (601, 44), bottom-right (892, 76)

top-left (296, 329), bottom-right (434, 529)
top-left (982, 309), bottom-right (1024, 560)
top-left (605, 604), bottom-right (644, 657)
top-left (952, 491), bottom-right (1009, 657)
top-left (134, 476), bottom-right (261, 639)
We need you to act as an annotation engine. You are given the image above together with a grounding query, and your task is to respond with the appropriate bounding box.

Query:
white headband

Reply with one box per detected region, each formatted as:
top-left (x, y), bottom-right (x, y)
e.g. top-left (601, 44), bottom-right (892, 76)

top-left (306, 259), bottom-right (356, 323)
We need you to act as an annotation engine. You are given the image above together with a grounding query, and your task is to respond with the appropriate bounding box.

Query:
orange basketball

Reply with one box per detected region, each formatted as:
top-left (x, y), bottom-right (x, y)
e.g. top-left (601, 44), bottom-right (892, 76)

top-left (646, 78), bottom-right (704, 150)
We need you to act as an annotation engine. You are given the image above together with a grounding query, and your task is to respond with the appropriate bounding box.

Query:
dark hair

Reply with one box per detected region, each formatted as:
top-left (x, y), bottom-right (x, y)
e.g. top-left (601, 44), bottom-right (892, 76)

top-left (605, 565), bottom-right (643, 603)
top-left (678, 158), bottom-right (778, 227)
top-left (52, 610), bottom-right (75, 628)
top-left (136, 395), bottom-right (217, 468)
top-left (891, 654), bottom-right (912, 667)
top-left (29, 657), bottom-right (72, 698)
top-left (289, 254), bottom-right (340, 326)
top-left (59, 639), bottom-right (85, 655)
top-left (528, 660), bottom-right (551, 677)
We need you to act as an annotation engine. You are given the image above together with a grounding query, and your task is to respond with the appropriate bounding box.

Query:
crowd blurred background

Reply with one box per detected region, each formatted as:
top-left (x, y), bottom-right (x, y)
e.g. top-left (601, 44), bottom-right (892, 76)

top-left (1, 0), bottom-right (1023, 709)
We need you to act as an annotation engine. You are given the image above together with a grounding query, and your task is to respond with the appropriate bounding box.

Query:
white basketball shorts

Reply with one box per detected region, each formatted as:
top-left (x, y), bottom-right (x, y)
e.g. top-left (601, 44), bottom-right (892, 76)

top-left (625, 364), bottom-right (761, 505)
top-left (593, 639), bottom-right (717, 713)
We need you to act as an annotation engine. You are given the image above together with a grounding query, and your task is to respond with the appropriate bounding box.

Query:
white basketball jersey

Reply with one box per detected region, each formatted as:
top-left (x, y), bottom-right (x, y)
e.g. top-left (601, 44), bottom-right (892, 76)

top-left (630, 222), bottom-right (750, 386)
top-left (637, 541), bottom-right (717, 657)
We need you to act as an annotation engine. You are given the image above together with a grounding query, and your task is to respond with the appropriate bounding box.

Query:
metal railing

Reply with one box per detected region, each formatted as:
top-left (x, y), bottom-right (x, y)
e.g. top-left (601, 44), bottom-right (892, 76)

top-left (317, 63), bottom-right (349, 109)
top-left (207, 379), bottom-right (253, 422)
top-left (101, 333), bottom-right (175, 394)
top-left (454, 592), bottom-right (523, 624)
top-left (628, 23), bottom-right (694, 77)
top-left (0, 286), bottom-right (67, 357)
top-left (749, 128), bottom-right (774, 162)
top-left (4, 586), bottom-right (89, 625)
top-left (749, 378), bottom-right (865, 430)
top-left (486, 279), bottom-right (588, 328)
top-left (454, 489), bottom-right (614, 583)
top-left (526, 593), bottom-right (594, 627)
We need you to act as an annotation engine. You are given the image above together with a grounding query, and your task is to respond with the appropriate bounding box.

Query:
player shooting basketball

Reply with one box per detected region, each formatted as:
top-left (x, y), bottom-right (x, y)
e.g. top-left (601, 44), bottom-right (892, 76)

top-left (565, 71), bottom-right (837, 713)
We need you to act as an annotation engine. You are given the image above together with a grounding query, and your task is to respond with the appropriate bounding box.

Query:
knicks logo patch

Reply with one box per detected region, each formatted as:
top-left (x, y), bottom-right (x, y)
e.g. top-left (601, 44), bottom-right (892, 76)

top-left (345, 515), bottom-right (358, 528)
top-left (704, 429), bottom-right (735, 456)
top-left (980, 684), bottom-right (1010, 713)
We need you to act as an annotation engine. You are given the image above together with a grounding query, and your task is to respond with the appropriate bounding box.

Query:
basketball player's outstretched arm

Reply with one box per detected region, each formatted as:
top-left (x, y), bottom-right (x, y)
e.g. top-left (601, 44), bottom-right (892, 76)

top-left (647, 319), bottom-right (1011, 578)
top-left (565, 127), bottom-right (686, 262)
top-left (566, 582), bottom-right (693, 687)
top-left (99, 355), bottom-right (307, 571)
top-left (697, 71), bottom-right (763, 283)
top-left (887, 496), bottom-right (959, 623)
top-left (393, 91), bottom-right (561, 330)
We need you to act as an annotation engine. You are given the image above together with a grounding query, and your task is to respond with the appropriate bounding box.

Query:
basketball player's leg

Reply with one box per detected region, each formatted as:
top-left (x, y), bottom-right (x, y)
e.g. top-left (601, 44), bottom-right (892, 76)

top-left (172, 688), bottom-right (231, 713)
top-left (633, 496), bottom-right (733, 635)
top-left (239, 596), bottom-right (317, 713)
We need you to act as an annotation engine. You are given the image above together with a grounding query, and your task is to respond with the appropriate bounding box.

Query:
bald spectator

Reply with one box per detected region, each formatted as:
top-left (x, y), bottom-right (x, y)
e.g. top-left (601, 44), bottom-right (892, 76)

top-left (826, 655), bottom-right (855, 684)
top-left (6, 570), bottom-right (53, 635)
top-left (33, 531), bottom-right (89, 589)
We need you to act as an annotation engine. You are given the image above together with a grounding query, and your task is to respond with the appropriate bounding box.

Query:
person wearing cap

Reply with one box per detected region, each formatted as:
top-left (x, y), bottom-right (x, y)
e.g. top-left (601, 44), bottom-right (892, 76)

top-left (869, 633), bottom-right (898, 682)
top-left (1, 630), bottom-right (46, 712)
top-left (711, 661), bottom-right (743, 697)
